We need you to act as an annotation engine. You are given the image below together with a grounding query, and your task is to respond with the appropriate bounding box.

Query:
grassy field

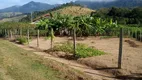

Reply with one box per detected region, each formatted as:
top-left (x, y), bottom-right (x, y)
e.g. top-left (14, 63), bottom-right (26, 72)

top-left (0, 39), bottom-right (92, 80)
top-left (0, 39), bottom-right (65, 80)
top-left (0, 15), bottom-right (26, 23)
top-left (52, 6), bottom-right (95, 16)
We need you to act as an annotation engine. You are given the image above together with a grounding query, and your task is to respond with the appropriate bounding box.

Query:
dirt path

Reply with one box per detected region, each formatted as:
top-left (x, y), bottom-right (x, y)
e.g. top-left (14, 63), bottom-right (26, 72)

top-left (15, 43), bottom-right (117, 80)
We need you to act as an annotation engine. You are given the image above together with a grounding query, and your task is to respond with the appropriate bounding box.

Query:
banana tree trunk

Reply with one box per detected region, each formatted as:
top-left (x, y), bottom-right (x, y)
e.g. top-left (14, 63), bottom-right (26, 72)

top-left (27, 29), bottom-right (30, 45)
top-left (37, 29), bottom-right (39, 47)
top-left (10, 30), bottom-right (12, 40)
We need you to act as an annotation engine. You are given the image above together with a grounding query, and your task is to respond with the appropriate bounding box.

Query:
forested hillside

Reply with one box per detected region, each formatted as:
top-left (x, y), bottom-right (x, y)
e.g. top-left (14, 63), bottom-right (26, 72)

top-left (92, 7), bottom-right (142, 27)
top-left (74, 0), bottom-right (142, 9)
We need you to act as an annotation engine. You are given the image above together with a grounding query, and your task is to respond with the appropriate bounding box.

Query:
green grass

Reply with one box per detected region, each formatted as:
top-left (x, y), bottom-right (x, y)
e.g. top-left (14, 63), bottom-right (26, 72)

top-left (53, 42), bottom-right (105, 58)
top-left (0, 39), bottom-right (65, 80)
top-left (0, 74), bottom-right (2, 80)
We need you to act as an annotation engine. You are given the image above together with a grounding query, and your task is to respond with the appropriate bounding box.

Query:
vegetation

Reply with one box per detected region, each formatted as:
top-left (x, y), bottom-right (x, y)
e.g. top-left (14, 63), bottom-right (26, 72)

top-left (36, 13), bottom-right (118, 37)
top-left (53, 42), bottom-right (105, 58)
top-left (0, 8), bottom-right (141, 41)
top-left (0, 12), bottom-right (23, 20)
top-left (16, 36), bottom-right (27, 44)
top-left (93, 7), bottom-right (142, 26)
top-left (75, 0), bottom-right (142, 9)
top-left (0, 15), bottom-right (26, 23)
top-left (122, 26), bottom-right (142, 41)
top-left (0, 22), bottom-right (35, 29)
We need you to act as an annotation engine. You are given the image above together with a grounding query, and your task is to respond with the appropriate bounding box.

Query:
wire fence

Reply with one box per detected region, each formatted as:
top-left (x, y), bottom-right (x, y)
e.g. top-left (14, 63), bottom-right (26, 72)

top-left (0, 27), bottom-right (141, 69)
top-left (0, 27), bottom-right (142, 42)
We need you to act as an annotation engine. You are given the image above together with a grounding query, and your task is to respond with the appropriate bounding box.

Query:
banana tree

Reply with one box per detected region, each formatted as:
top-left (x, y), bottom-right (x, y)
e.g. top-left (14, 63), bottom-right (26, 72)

top-left (91, 18), bottom-right (106, 36)
top-left (103, 19), bottom-right (118, 36)
top-left (73, 16), bottom-right (93, 37)
top-left (56, 14), bottom-right (74, 36)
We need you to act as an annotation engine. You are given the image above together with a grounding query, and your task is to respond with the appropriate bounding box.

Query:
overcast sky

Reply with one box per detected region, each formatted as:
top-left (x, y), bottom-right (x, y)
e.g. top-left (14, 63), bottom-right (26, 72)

top-left (0, 0), bottom-right (115, 9)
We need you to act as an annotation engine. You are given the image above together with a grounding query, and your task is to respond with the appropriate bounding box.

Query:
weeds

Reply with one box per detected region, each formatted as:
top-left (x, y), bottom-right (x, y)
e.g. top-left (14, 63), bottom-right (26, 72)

top-left (16, 37), bottom-right (27, 44)
top-left (53, 42), bottom-right (105, 58)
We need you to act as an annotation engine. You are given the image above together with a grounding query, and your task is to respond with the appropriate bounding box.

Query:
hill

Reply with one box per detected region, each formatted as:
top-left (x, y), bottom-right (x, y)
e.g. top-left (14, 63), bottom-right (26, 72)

top-left (0, 1), bottom-right (57, 13)
top-left (1, 0), bottom-right (141, 13)
top-left (20, 4), bottom-right (95, 22)
top-left (74, 0), bottom-right (142, 9)
top-left (51, 6), bottom-right (94, 16)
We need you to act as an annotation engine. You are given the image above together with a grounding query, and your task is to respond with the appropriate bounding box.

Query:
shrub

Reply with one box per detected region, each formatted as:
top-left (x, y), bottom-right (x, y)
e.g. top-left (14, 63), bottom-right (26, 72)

top-left (16, 37), bottom-right (27, 44)
top-left (53, 42), bottom-right (105, 58)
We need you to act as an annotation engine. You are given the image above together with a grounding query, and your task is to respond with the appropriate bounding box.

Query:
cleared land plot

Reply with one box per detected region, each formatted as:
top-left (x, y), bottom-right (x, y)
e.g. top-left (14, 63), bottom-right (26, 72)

top-left (29, 37), bottom-right (142, 78)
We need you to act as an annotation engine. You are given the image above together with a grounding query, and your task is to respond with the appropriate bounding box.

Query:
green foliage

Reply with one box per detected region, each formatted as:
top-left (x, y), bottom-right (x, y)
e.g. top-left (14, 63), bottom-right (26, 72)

top-left (0, 22), bottom-right (36, 30)
top-left (93, 7), bottom-right (142, 26)
top-left (36, 13), bottom-right (119, 37)
top-left (122, 26), bottom-right (142, 41)
top-left (16, 37), bottom-right (27, 44)
top-left (53, 42), bottom-right (105, 58)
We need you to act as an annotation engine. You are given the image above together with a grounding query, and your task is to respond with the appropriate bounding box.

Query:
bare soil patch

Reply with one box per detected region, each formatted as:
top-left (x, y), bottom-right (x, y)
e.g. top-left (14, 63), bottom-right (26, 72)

top-left (28, 37), bottom-right (142, 79)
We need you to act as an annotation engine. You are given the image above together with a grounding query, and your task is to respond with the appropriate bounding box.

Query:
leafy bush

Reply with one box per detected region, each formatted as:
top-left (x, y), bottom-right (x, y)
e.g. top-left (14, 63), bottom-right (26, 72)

top-left (16, 37), bottom-right (27, 44)
top-left (53, 42), bottom-right (105, 58)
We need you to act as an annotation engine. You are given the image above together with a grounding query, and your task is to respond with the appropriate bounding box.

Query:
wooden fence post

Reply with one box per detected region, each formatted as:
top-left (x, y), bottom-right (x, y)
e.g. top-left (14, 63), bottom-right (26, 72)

top-left (37, 29), bottom-right (39, 47)
top-left (131, 30), bottom-right (133, 38)
top-left (118, 28), bottom-right (123, 69)
top-left (128, 29), bottom-right (130, 38)
top-left (140, 30), bottom-right (142, 42)
top-left (27, 29), bottom-right (30, 45)
top-left (51, 28), bottom-right (53, 50)
top-left (4, 29), bottom-right (7, 38)
top-left (7, 30), bottom-right (9, 39)
top-left (10, 30), bottom-right (12, 40)
top-left (73, 28), bottom-right (76, 56)
top-left (20, 28), bottom-right (22, 37)
top-left (135, 30), bottom-right (137, 40)
top-left (14, 29), bottom-right (17, 39)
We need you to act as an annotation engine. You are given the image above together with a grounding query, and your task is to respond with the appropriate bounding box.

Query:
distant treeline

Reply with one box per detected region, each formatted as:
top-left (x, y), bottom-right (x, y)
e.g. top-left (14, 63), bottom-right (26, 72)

top-left (92, 7), bottom-right (142, 27)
